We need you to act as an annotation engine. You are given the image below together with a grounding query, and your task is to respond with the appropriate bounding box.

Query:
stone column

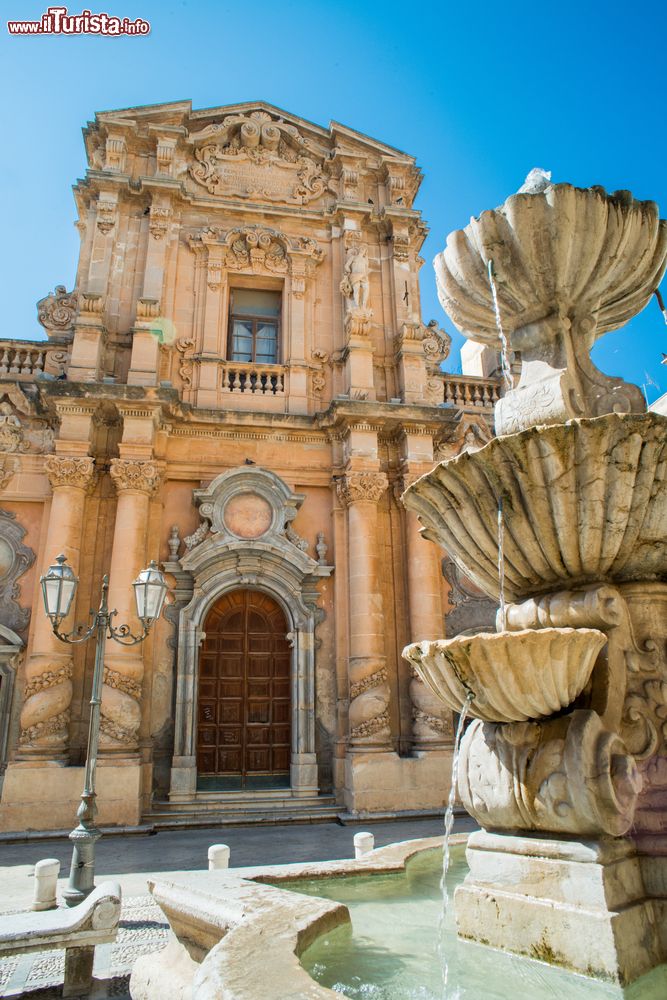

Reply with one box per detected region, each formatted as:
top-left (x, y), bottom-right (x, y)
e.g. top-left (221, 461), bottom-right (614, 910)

top-left (102, 459), bottom-right (160, 754)
top-left (401, 474), bottom-right (453, 749)
top-left (337, 471), bottom-right (391, 749)
top-left (18, 456), bottom-right (96, 759)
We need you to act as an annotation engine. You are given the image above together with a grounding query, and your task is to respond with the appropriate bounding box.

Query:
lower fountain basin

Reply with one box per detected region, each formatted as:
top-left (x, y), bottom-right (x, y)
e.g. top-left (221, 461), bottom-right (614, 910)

top-left (403, 412), bottom-right (667, 603)
top-left (403, 626), bottom-right (606, 723)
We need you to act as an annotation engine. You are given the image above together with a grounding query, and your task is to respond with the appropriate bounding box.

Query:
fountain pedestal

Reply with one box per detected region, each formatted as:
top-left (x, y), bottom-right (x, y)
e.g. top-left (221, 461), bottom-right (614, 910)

top-left (457, 831), bottom-right (662, 986)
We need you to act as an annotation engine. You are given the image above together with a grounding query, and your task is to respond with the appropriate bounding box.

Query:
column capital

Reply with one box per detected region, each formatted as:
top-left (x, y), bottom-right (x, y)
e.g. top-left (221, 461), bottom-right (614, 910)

top-left (109, 459), bottom-right (161, 495)
top-left (44, 455), bottom-right (95, 491)
top-left (336, 471), bottom-right (387, 507)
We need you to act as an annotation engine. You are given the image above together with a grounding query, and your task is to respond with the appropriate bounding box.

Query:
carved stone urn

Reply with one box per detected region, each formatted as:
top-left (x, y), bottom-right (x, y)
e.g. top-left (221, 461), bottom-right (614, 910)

top-left (403, 175), bottom-right (667, 987)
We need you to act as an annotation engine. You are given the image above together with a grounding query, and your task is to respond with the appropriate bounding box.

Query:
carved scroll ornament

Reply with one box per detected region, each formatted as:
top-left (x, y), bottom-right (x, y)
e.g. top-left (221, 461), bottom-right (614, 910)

top-left (37, 285), bottom-right (77, 336)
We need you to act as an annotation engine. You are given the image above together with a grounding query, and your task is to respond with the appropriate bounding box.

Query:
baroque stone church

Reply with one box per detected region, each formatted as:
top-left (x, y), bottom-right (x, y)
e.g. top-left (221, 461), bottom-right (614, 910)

top-left (0, 101), bottom-right (500, 831)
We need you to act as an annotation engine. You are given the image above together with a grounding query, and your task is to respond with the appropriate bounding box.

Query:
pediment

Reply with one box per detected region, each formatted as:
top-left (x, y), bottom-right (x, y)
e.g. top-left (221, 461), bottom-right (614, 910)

top-left (83, 99), bottom-right (421, 206)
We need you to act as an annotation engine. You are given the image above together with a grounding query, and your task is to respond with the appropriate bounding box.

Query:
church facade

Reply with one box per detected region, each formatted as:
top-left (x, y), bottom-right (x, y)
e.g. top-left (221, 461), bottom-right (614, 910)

top-left (0, 101), bottom-right (499, 831)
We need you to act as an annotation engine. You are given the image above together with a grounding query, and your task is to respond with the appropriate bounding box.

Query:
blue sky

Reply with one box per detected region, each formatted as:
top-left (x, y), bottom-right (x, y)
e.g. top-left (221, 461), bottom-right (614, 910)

top-left (1, 0), bottom-right (666, 399)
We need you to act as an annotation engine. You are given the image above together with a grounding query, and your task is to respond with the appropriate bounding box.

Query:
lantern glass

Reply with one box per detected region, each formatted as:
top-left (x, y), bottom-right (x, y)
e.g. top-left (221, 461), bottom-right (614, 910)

top-left (133, 561), bottom-right (168, 624)
top-left (41, 554), bottom-right (78, 622)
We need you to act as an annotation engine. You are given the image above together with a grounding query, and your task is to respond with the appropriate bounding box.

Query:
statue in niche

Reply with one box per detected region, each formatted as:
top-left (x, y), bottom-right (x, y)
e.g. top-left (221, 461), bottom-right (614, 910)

top-left (340, 245), bottom-right (370, 310)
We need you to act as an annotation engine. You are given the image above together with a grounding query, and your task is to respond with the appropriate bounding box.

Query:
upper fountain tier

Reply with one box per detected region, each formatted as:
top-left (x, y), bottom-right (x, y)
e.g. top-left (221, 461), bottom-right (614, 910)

top-left (434, 175), bottom-right (667, 435)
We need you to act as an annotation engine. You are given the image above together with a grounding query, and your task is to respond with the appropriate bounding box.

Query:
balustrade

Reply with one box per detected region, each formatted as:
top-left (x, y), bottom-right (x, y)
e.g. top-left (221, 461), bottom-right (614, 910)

top-left (439, 374), bottom-right (501, 409)
top-left (220, 362), bottom-right (286, 396)
top-left (0, 341), bottom-right (69, 380)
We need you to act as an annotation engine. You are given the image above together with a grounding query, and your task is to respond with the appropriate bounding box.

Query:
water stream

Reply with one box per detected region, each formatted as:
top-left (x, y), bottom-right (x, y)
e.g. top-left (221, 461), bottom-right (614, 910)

top-left (497, 495), bottom-right (507, 631)
top-left (439, 691), bottom-right (474, 997)
top-left (487, 259), bottom-right (514, 391)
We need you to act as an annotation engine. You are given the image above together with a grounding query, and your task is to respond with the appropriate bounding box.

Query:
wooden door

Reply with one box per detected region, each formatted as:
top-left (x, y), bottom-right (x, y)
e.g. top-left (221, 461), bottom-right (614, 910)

top-left (197, 590), bottom-right (291, 790)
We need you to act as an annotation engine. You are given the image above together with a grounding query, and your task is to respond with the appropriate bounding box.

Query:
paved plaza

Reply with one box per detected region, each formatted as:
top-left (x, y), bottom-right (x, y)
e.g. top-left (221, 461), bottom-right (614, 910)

top-left (0, 815), bottom-right (474, 998)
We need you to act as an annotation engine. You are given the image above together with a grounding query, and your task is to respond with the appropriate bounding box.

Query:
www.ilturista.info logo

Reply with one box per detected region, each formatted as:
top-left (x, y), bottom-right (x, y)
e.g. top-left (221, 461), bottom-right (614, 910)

top-left (7, 6), bottom-right (150, 34)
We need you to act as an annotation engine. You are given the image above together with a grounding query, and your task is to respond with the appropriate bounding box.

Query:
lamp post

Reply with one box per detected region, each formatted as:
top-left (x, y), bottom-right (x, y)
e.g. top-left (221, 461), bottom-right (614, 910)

top-left (40, 554), bottom-right (167, 907)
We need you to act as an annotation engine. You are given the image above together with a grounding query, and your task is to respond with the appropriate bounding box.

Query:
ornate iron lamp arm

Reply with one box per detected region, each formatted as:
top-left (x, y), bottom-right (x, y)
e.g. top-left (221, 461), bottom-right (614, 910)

top-left (106, 611), bottom-right (151, 647)
top-left (50, 616), bottom-right (98, 645)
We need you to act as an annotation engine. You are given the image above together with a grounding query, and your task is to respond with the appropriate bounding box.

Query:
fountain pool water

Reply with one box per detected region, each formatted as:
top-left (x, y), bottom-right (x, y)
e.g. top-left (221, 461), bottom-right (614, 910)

top-left (293, 848), bottom-right (667, 1000)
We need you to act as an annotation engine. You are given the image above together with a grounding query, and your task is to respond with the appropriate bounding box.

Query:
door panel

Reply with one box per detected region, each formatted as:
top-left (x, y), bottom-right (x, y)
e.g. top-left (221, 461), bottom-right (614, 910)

top-left (196, 589), bottom-right (291, 789)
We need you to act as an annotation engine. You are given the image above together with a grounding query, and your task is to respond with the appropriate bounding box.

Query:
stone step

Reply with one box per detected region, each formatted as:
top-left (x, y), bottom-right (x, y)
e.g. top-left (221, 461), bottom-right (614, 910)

top-left (144, 794), bottom-right (340, 829)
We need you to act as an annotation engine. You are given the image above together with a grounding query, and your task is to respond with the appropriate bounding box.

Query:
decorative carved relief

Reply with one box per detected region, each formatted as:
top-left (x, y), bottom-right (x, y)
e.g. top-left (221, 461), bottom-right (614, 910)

top-left (458, 709), bottom-right (641, 837)
top-left (310, 350), bottom-right (330, 396)
top-left (392, 233), bottom-right (410, 262)
top-left (37, 285), bottom-right (77, 336)
top-left (0, 404), bottom-right (27, 454)
top-left (188, 226), bottom-right (324, 277)
top-left (0, 456), bottom-right (18, 491)
top-left (336, 471), bottom-right (388, 506)
top-left (19, 649), bottom-right (73, 754)
top-left (96, 198), bottom-right (117, 234)
top-left (422, 320), bottom-right (451, 367)
top-left (0, 393), bottom-right (55, 456)
top-left (109, 459), bottom-right (160, 495)
top-left (104, 135), bottom-right (126, 173)
top-left (442, 555), bottom-right (497, 637)
top-left (44, 455), bottom-right (96, 491)
top-left (0, 508), bottom-right (35, 633)
top-left (175, 337), bottom-right (195, 386)
top-left (149, 205), bottom-right (172, 240)
top-left (348, 658), bottom-right (391, 742)
top-left (188, 110), bottom-right (332, 204)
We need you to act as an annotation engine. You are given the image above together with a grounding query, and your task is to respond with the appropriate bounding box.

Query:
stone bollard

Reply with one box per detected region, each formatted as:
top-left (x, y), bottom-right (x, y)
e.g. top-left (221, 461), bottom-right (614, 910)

top-left (208, 844), bottom-right (230, 870)
top-left (354, 832), bottom-right (374, 859)
top-left (32, 858), bottom-right (60, 911)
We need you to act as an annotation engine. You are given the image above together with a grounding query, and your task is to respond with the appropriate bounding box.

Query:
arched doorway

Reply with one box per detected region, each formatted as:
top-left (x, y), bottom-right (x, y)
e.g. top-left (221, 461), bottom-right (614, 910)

top-left (196, 590), bottom-right (291, 791)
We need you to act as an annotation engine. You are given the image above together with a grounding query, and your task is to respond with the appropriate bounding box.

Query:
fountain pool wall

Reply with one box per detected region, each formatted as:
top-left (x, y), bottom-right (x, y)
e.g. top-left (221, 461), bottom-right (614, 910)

top-left (129, 837), bottom-right (667, 1000)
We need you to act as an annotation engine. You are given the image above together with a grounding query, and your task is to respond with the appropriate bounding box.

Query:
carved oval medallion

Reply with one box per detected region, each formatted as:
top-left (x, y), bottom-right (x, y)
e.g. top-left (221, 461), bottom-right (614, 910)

top-left (223, 493), bottom-right (272, 539)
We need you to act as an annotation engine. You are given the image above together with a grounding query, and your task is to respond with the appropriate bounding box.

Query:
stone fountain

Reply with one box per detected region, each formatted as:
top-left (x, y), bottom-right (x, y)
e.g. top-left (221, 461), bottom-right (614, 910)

top-left (403, 173), bottom-right (667, 986)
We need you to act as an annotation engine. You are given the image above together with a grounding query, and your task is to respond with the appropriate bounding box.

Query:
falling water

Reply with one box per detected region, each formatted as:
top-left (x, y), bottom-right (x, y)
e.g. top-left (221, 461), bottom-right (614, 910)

top-left (439, 690), bottom-right (474, 998)
top-left (497, 494), bottom-right (507, 632)
top-left (487, 260), bottom-right (514, 392)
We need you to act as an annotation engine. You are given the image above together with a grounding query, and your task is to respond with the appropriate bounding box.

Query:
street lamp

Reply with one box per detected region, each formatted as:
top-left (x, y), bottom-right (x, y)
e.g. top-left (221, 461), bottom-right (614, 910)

top-left (40, 554), bottom-right (168, 907)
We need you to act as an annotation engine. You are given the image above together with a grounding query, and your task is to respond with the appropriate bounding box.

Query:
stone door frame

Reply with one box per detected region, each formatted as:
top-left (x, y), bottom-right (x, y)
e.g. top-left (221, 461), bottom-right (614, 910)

top-left (0, 625), bottom-right (23, 791)
top-left (168, 467), bottom-right (332, 802)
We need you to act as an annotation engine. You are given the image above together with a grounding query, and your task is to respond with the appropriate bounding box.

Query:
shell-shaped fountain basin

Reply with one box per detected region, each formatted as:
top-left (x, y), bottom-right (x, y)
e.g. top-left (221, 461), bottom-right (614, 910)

top-left (403, 412), bottom-right (667, 603)
top-left (403, 627), bottom-right (607, 724)
top-left (434, 180), bottom-right (667, 343)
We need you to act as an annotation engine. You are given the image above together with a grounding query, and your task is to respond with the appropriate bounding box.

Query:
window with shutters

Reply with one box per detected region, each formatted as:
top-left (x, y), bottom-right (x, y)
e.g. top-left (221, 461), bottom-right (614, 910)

top-left (227, 288), bottom-right (281, 365)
